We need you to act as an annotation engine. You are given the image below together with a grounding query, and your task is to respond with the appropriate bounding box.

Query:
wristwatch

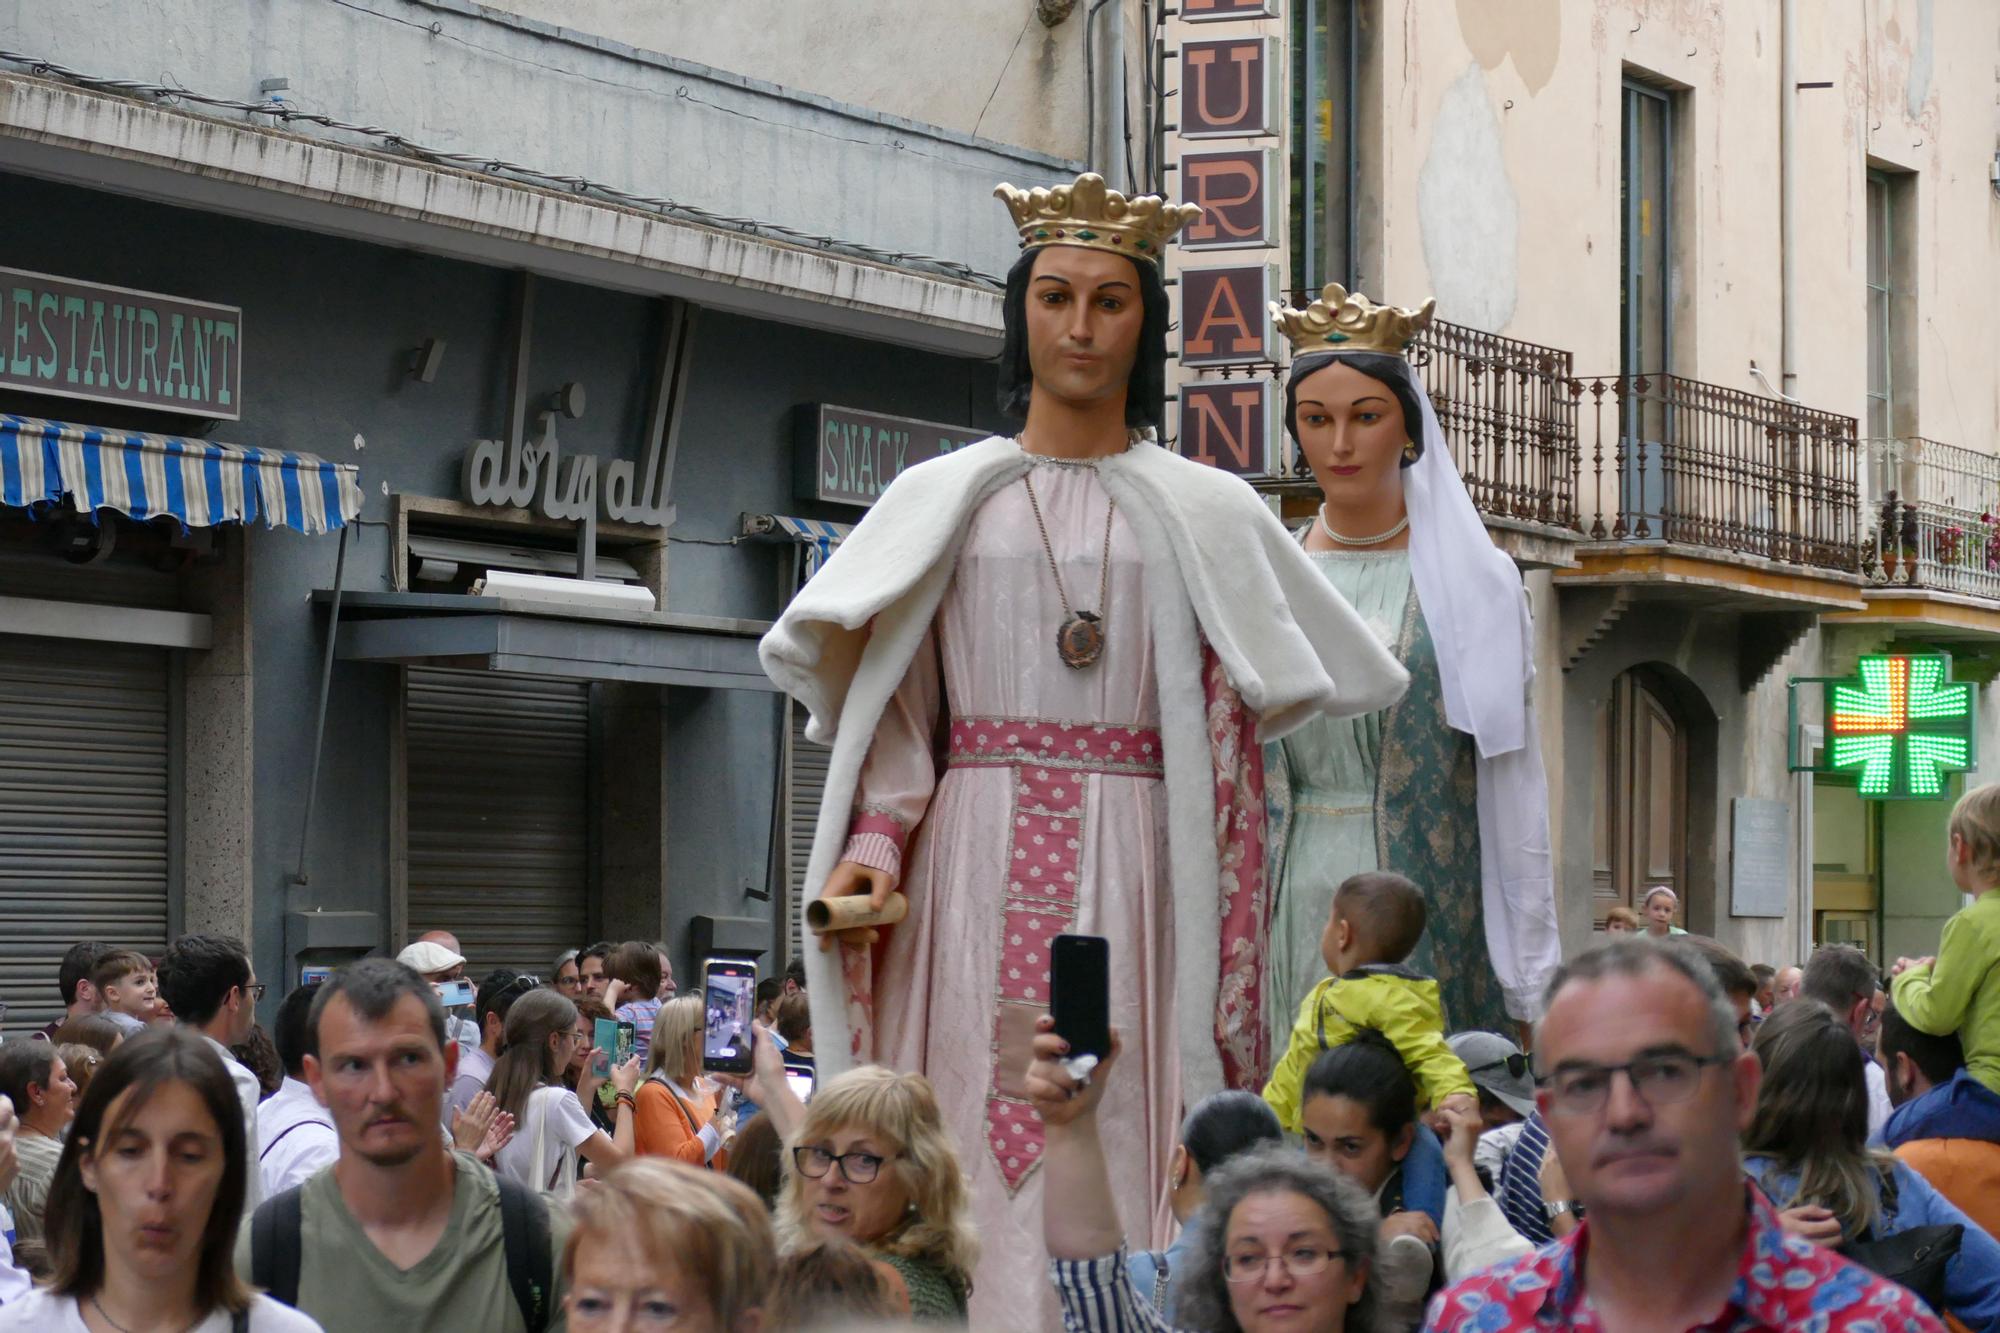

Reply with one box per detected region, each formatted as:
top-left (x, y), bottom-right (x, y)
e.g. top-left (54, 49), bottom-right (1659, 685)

top-left (1544, 1198), bottom-right (1583, 1223)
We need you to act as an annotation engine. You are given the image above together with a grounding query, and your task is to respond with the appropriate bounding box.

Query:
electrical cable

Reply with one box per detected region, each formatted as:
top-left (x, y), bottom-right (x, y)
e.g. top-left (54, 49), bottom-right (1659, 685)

top-left (0, 48), bottom-right (1004, 289)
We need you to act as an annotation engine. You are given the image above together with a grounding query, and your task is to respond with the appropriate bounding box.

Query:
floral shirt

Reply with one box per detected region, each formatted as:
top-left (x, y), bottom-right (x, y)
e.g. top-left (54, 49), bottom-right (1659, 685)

top-left (1422, 1185), bottom-right (1944, 1333)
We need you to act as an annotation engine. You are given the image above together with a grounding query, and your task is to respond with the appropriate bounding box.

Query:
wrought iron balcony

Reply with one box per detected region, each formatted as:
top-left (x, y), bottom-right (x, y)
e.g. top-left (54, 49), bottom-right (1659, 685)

top-left (1573, 373), bottom-right (1862, 573)
top-left (1409, 319), bottom-right (1581, 533)
top-left (1864, 437), bottom-right (2000, 601)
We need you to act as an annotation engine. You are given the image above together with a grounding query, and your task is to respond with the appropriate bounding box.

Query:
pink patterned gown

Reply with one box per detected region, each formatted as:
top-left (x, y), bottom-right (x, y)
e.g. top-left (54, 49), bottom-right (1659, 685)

top-left (838, 453), bottom-right (1179, 1330)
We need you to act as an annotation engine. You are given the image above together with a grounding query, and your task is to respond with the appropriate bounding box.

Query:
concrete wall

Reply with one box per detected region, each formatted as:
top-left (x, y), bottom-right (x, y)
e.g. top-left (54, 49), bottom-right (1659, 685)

top-left (1362, 0), bottom-right (1999, 447)
top-left (2, 0), bottom-right (1085, 280)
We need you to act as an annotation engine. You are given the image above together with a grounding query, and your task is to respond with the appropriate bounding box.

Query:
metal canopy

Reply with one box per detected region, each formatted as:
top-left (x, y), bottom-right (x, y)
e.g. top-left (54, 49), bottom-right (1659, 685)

top-left (326, 592), bottom-right (776, 692)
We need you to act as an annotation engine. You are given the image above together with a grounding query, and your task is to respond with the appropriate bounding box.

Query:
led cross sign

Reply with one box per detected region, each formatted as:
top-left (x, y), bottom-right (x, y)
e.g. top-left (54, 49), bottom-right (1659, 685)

top-left (1789, 654), bottom-right (1978, 800)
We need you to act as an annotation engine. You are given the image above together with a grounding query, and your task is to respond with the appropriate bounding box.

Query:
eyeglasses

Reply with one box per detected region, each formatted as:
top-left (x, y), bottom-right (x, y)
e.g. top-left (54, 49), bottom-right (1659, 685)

top-left (242, 983), bottom-right (268, 1003)
top-left (1469, 1052), bottom-right (1529, 1081)
top-left (1536, 1050), bottom-right (1731, 1116)
top-left (1224, 1248), bottom-right (1346, 1283)
top-left (792, 1146), bottom-right (895, 1184)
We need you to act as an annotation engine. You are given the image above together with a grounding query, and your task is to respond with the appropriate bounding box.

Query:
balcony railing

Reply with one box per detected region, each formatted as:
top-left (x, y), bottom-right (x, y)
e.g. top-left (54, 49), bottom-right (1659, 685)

top-left (1574, 373), bottom-right (1862, 573)
top-left (1410, 319), bottom-right (1581, 532)
top-left (1864, 437), bottom-right (2000, 600)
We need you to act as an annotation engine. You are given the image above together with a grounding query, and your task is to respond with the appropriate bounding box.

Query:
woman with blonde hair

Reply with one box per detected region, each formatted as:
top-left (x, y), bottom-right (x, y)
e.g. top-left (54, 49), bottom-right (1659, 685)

top-left (562, 1158), bottom-right (772, 1332)
top-left (486, 987), bottom-right (639, 1195)
top-left (635, 993), bottom-right (733, 1166)
top-left (775, 1063), bottom-right (977, 1321)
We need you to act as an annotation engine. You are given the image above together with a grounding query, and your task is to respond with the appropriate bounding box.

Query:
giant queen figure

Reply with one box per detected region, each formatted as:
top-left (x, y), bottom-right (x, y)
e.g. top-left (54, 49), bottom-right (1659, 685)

top-left (760, 174), bottom-right (1407, 1322)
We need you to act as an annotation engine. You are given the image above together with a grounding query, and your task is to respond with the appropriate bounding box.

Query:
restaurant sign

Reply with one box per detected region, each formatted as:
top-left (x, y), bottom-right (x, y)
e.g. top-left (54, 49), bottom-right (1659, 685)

top-left (0, 268), bottom-right (243, 420)
top-left (800, 404), bottom-right (987, 508)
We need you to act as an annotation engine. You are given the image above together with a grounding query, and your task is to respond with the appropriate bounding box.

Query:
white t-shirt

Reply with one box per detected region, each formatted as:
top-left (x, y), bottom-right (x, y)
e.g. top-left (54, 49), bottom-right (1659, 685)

top-left (0, 1289), bottom-right (323, 1331)
top-left (493, 1084), bottom-right (597, 1193)
top-left (204, 1036), bottom-right (265, 1211)
top-left (257, 1076), bottom-right (339, 1198)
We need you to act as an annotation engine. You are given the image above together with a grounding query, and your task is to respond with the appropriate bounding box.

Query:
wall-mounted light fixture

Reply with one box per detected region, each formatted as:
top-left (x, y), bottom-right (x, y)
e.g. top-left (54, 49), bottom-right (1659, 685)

top-left (408, 337), bottom-right (446, 383)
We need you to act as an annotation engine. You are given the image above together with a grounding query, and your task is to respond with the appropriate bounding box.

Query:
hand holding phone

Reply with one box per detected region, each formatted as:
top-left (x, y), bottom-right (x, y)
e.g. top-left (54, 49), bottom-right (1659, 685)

top-left (701, 958), bottom-right (759, 1074)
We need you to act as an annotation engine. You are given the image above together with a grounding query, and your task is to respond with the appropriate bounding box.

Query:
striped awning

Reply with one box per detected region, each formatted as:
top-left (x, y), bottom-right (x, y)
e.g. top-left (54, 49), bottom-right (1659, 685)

top-left (0, 415), bottom-right (363, 535)
top-left (741, 513), bottom-right (855, 580)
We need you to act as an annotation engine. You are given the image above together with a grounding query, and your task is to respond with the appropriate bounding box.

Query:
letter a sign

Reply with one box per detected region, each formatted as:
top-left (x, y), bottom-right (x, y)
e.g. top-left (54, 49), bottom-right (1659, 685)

top-left (1181, 265), bottom-right (1277, 367)
top-left (1181, 37), bottom-right (1276, 138)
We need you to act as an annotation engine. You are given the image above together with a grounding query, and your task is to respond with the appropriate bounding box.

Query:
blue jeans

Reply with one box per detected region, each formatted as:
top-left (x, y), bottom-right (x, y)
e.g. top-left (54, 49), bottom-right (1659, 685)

top-left (1401, 1122), bottom-right (1447, 1226)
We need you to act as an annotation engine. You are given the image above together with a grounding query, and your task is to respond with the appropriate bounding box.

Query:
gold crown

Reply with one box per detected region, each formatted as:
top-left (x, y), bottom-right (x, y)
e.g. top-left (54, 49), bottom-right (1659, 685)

top-left (993, 172), bottom-right (1203, 265)
top-left (1270, 283), bottom-right (1437, 357)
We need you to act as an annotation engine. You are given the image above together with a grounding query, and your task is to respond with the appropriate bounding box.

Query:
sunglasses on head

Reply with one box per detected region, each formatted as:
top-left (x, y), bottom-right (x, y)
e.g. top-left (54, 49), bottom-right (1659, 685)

top-left (1470, 1052), bottom-right (1529, 1081)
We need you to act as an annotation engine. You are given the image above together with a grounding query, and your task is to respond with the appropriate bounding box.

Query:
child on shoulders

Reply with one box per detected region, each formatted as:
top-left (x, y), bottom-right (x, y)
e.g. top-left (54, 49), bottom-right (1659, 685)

top-left (1893, 783), bottom-right (2000, 1099)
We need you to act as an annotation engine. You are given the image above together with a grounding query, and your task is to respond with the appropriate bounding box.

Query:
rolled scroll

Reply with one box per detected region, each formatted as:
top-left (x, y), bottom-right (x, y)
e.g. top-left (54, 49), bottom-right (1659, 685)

top-left (805, 892), bottom-right (910, 936)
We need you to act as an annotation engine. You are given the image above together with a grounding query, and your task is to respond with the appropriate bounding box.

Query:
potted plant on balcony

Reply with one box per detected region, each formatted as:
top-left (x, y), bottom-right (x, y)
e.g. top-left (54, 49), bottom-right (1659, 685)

top-left (1934, 524), bottom-right (1965, 569)
top-left (1982, 512), bottom-right (2000, 573)
top-left (1877, 495), bottom-right (1918, 581)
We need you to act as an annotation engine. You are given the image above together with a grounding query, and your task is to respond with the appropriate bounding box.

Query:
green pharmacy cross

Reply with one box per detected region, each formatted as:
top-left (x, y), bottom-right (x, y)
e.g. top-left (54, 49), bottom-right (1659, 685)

top-left (1789, 654), bottom-right (1978, 800)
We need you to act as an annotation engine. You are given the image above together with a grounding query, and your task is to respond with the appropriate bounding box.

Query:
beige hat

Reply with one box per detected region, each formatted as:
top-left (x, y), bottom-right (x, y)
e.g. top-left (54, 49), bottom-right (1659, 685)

top-left (396, 940), bottom-right (464, 975)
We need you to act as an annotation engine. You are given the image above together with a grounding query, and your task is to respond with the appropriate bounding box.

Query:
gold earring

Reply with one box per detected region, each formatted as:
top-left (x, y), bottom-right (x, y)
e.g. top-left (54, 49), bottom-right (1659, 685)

top-left (1402, 441), bottom-right (1419, 462)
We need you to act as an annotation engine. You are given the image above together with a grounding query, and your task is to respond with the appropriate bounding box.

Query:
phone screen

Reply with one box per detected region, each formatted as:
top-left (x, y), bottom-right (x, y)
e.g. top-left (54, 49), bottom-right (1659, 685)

top-left (594, 1018), bottom-right (635, 1067)
top-left (783, 1063), bottom-right (816, 1103)
top-left (434, 978), bottom-right (475, 1009)
top-left (701, 958), bottom-right (758, 1073)
top-left (1049, 934), bottom-right (1111, 1060)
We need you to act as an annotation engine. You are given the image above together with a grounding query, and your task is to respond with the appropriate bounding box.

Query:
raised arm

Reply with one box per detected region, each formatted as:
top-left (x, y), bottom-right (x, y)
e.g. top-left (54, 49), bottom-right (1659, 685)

top-left (1026, 1018), bottom-right (1125, 1261)
top-left (1890, 912), bottom-right (1984, 1037)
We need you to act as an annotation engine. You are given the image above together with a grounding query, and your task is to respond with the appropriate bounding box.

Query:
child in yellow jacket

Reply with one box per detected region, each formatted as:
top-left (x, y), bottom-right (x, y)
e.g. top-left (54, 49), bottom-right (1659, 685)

top-left (1263, 870), bottom-right (1478, 1134)
top-left (1893, 783), bottom-right (2000, 1098)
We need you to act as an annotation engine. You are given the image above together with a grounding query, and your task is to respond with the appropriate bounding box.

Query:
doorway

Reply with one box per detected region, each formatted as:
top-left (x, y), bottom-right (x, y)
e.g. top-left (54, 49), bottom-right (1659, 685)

top-left (1593, 667), bottom-right (1689, 927)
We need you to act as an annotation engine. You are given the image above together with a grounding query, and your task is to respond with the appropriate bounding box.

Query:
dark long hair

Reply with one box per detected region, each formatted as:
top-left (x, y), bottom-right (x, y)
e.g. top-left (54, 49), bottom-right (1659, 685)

top-left (1282, 348), bottom-right (1427, 466)
top-left (996, 245), bottom-right (1171, 431)
top-left (1745, 999), bottom-right (1894, 1239)
top-left (44, 1027), bottom-right (252, 1315)
top-left (1180, 1089), bottom-right (1284, 1176)
top-left (486, 987), bottom-right (578, 1122)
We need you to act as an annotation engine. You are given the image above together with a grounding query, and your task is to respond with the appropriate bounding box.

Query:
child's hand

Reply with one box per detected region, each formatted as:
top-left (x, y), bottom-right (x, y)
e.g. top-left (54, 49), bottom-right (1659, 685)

top-left (1441, 1092), bottom-right (1479, 1121)
top-left (1438, 1103), bottom-right (1482, 1168)
top-left (1890, 955), bottom-right (1934, 978)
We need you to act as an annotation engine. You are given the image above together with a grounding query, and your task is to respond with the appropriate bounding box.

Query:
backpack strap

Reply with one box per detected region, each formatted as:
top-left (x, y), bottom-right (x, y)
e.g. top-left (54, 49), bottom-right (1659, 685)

top-left (259, 1115), bottom-right (334, 1162)
top-left (248, 1184), bottom-right (306, 1309)
top-left (494, 1172), bottom-right (554, 1333)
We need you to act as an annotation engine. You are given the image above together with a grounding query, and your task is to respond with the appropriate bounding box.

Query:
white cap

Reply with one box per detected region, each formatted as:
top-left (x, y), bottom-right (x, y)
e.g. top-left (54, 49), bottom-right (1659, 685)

top-left (396, 940), bottom-right (465, 975)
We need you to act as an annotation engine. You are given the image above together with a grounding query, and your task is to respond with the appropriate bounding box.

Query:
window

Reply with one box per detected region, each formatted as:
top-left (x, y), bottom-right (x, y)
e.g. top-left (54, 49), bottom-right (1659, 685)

top-left (1620, 79), bottom-right (1674, 376)
top-left (1863, 168), bottom-right (1916, 441)
top-left (1290, 0), bottom-right (1360, 292)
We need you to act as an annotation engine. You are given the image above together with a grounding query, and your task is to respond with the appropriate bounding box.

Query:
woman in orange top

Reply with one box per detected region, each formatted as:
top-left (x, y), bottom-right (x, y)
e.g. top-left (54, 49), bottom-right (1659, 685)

top-left (636, 995), bottom-right (731, 1167)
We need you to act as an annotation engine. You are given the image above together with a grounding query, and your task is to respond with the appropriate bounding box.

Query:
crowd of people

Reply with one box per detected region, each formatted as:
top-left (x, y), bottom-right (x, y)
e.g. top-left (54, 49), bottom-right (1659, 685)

top-left (0, 791), bottom-right (1991, 1330)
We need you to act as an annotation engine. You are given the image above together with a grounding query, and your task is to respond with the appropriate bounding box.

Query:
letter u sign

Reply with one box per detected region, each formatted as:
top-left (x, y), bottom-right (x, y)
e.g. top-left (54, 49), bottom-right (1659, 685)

top-left (1180, 38), bottom-right (1274, 138)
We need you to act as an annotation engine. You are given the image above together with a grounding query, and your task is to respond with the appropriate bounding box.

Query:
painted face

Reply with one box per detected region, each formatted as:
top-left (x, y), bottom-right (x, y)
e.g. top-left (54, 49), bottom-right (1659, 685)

top-left (555, 960), bottom-right (582, 996)
top-left (797, 1123), bottom-right (912, 1249)
top-left (1299, 1093), bottom-right (1407, 1196)
top-left (1022, 245), bottom-right (1146, 414)
top-left (580, 956), bottom-right (608, 998)
top-left (1222, 1189), bottom-right (1368, 1333)
top-left (78, 1081), bottom-right (226, 1288)
top-left (1535, 968), bottom-right (1754, 1220)
top-left (306, 991), bottom-right (454, 1167)
top-left (566, 1231), bottom-right (715, 1332)
top-left (1291, 359), bottom-right (1409, 513)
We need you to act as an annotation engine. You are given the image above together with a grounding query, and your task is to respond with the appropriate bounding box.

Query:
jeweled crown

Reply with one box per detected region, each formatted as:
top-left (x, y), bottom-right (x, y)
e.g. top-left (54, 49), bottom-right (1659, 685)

top-left (993, 172), bottom-right (1203, 265)
top-left (1270, 283), bottom-right (1437, 357)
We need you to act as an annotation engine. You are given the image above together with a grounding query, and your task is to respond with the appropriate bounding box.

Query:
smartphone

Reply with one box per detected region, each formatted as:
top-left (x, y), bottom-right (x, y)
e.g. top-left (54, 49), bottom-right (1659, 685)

top-left (1049, 934), bottom-right (1111, 1061)
top-left (783, 1061), bottom-right (816, 1104)
top-left (594, 1018), bottom-right (635, 1069)
top-left (433, 977), bottom-right (475, 1009)
top-left (701, 957), bottom-right (758, 1074)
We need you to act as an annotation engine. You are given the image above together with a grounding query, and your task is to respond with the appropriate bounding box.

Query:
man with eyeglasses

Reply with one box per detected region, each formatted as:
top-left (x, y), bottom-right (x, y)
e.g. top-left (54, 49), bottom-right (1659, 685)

top-left (1803, 943), bottom-right (1895, 1139)
top-left (158, 932), bottom-right (268, 1209)
top-left (446, 970), bottom-right (533, 1118)
top-left (1425, 938), bottom-right (1943, 1332)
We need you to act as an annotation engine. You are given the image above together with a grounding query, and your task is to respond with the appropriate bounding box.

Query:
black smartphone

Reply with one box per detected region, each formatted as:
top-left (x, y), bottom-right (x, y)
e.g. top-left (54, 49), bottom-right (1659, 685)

top-left (701, 957), bottom-right (758, 1074)
top-left (1049, 934), bottom-right (1111, 1061)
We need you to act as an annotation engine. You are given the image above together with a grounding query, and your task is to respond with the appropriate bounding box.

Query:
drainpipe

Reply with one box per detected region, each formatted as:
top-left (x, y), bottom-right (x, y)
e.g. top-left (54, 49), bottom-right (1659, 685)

top-left (1779, 0), bottom-right (1799, 400)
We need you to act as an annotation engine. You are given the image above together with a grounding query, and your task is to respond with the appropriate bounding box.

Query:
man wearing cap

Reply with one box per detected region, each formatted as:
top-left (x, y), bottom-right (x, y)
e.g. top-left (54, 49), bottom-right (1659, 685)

top-left (1446, 1030), bottom-right (1535, 1206)
top-left (397, 938), bottom-right (479, 1056)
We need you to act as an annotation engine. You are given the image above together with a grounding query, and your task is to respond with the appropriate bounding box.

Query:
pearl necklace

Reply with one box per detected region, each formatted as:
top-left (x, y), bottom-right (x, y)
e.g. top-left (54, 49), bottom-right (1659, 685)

top-left (1317, 504), bottom-right (1410, 547)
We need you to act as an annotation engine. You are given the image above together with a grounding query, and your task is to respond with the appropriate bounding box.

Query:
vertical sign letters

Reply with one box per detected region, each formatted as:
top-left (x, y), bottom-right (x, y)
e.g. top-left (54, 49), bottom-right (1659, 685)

top-left (1180, 380), bottom-right (1273, 479)
top-left (1180, 37), bottom-right (1275, 138)
top-left (1180, 149), bottom-right (1276, 250)
top-left (1180, 265), bottom-right (1277, 367)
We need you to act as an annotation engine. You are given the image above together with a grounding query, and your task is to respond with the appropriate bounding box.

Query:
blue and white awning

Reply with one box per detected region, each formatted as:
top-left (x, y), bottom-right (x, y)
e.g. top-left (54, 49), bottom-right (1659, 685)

top-left (742, 513), bottom-right (855, 580)
top-left (0, 415), bottom-right (363, 535)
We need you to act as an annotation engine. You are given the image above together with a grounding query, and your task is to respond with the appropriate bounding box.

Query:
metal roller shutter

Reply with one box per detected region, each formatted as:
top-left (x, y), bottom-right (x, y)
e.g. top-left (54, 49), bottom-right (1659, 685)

top-left (785, 703), bottom-right (831, 964)
top-left (0, 635), bottom-right (171, 1031)
top-left (405, 669), bottom-right (591, 980)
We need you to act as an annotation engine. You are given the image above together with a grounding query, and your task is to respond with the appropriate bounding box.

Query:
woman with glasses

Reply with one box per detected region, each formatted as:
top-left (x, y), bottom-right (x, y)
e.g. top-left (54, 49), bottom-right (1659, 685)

top-left (1029, 1021), bottom-right (1379, 1333)
top-left (774, 1064), bottom-right (977, 1322)
top-left (635, 996), bottom-right (732, 1167)
top-left (1745, 999), bottom-right (2000, 1328)
top-left (552, 949), bottom-right (583, 997)
top-left (487, 988), bottom-right (640, 1197)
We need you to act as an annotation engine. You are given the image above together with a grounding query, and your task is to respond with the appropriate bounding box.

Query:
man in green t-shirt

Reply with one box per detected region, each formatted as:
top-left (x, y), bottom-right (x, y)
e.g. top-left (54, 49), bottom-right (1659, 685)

top-left (236, 958), bottom-right (570, 1332)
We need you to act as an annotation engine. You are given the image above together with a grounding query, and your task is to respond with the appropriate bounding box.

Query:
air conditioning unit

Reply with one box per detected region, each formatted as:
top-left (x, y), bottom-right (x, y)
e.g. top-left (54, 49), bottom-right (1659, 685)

top-left (470, 569), bottom-right (657, 613)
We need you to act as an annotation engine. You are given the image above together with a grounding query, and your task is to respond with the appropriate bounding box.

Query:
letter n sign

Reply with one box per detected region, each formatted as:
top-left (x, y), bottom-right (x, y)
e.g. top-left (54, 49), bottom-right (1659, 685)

top-left (1181, 265), bottom-right (1276, 367)
top-left (1181, 37), bottom-right (1276, 138)
top-left (1180, 379), bottom-right (1274, 479)
top-left (1180, 150), bottom-right (1276, 250)
top-left (1181, 0), bottom-right (1276, 18)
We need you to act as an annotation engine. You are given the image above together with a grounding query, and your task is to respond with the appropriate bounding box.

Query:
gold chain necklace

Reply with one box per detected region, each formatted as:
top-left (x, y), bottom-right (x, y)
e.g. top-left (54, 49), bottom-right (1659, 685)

top-left (1021, 466), bottom-right (1115, 670)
